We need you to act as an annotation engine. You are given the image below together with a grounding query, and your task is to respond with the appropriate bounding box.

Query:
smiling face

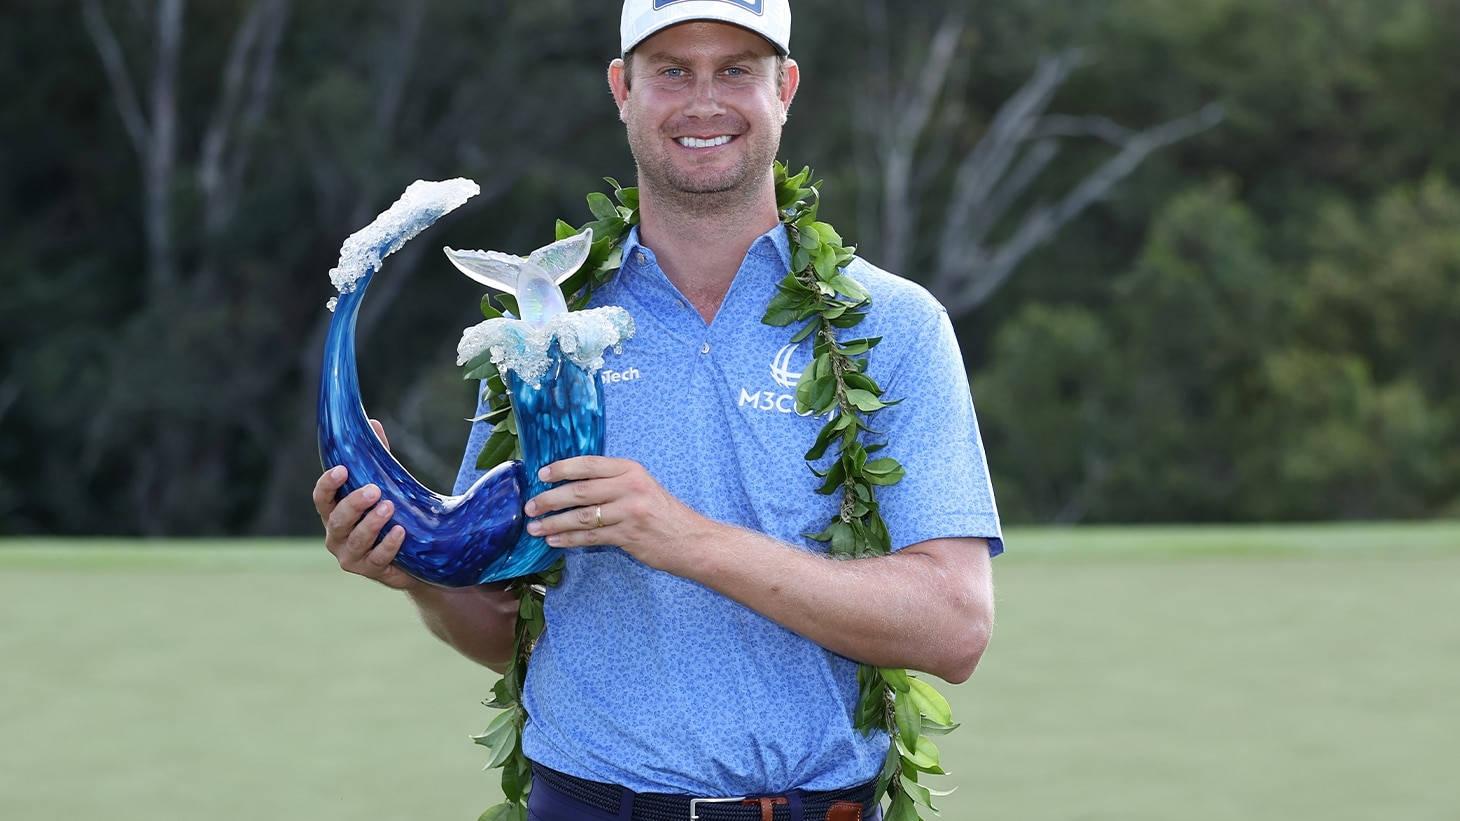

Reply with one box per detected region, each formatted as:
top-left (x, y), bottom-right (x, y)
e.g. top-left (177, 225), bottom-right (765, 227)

top-left (609, 21), bottom-right (798, 207)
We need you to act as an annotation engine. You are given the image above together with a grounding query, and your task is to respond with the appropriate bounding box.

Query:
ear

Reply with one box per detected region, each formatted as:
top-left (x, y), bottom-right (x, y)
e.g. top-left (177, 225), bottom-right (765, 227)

top-left (780, 59), bottom-right (800, 121)
top-left (608, 58), bottom-right (630, 122)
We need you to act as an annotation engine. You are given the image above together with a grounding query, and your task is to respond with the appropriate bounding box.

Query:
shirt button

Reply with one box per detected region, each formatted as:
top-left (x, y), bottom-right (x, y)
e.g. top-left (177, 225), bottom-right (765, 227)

top-left (700, 342), bottom-right (711, 355)
top-left (636, 252), bottom-right (647, 264)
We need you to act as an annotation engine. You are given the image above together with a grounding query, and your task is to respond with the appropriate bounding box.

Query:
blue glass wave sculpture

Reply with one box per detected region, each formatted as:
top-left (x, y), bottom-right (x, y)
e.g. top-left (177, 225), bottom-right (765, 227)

top-left (317, 179), bottom-right (633, 586)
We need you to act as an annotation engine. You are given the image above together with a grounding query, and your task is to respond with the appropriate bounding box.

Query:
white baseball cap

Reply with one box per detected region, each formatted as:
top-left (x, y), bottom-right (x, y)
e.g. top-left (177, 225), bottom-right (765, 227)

top-left (620, 0), bottom-right (792, 55)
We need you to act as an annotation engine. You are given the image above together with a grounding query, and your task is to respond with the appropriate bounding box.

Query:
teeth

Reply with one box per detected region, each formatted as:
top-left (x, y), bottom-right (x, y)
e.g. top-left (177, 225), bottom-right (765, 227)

top-left (678, 136), bottom-right (732, 148)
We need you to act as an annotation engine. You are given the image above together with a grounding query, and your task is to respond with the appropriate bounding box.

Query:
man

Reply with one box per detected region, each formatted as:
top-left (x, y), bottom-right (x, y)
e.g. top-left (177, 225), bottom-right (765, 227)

top-left (313, 1), bottom-right (1002, 819)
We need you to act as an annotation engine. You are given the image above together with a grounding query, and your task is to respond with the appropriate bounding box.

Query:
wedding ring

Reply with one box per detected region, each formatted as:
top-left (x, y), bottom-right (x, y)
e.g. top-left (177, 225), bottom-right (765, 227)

top-left (594, 506), bottom-right (603, 529)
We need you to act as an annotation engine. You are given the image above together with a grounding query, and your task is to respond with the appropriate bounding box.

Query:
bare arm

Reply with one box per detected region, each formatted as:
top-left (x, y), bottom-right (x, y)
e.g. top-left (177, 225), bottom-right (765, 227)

top-left (312, 420), bottom-right (518, 672)
top-left (525, 457), bottom-right (995, 683)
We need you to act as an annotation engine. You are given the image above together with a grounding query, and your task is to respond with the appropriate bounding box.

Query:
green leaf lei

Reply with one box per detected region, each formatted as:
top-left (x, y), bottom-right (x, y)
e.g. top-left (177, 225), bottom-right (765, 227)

top-left (469, 163), bottom-right (954, 821)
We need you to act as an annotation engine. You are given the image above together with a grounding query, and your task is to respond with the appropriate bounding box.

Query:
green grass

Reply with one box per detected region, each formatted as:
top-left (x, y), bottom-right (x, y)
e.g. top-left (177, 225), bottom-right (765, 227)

top-left (2, 522), bottom-right (1455, 820)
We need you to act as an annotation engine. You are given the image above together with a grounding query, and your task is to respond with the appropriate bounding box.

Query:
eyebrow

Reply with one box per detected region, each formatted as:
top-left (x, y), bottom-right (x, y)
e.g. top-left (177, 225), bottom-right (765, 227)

top-left (642, 49), bottom-right (768, 67)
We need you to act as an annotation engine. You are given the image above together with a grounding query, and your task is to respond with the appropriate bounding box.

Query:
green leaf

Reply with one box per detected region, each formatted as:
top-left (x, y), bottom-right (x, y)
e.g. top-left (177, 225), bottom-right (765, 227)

top-left (554, 219), bottom-right (577, 241)
top-left (885, 789), bottom-right (919, 821)
top-left (864, 457), bottom-right (902, 474)
top-left (895, 735), bottom-right (946, 775)
top-left (920, 719), bottom-right (961, 736)
top-left (791, 246), bottom-right (811, 273)
top-left (586, 191), bottom-right (618, 221)
top-left (842, 370), bottom-right (879, 393)
top-left (496, 294), bottom-right (520, 319)
top-left (477, 802), bottom-right (525, 821)
top-left (907, 676), bottom-right (954, 725)
top-left (797, 373), bottom-right (836, 415)
top-left (500, 751), bottom-right (533, 804)
top-left (471, 709), bottom-right (519, 769)
top-left (535, 561), bottom-right (564, 587)
top-left (796, 221), bottom-right (823, 250)
top-left (763, 294), bottom-right (813, 327)
top-left (899, 777), bottom-right (937, 812)
top-left (814, 457), bottom-right (847, 495)
top-left (836, 337), bottom-right (882, 357)
top-left (483, 676), bottom-right (512, 709)
top-left (814, 221), bottom-right (844, 248)
top-left (879, 666), bottom-right (911, 693)
top-left (814, 247), bottom-right (840, 281)
top-left (831, 273), bottom-right (869, 302)
top-left (804, 421), bottom-right (840, 461)
top-left (894, 689), bottom-right (923, 750)
top-left (846, 389), bottom-right (886, 413)
top-left (476, 427), bottom-right (519, 469)
top-left (789, 319), bottom-right (818, 344)
top-left (463, 350), bottom-right (499, 382)
top-left (518, 591), bottom-right (540, 621)
top-left (794, 374), bottom-right (818, 414)
top-left (864, 458), bottom-right (907, 486)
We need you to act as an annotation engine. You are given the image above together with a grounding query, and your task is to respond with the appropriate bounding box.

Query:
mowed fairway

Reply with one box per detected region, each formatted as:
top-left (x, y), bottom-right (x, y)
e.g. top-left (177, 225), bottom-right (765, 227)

top-left (2, 523), bottom-right (1455, 820)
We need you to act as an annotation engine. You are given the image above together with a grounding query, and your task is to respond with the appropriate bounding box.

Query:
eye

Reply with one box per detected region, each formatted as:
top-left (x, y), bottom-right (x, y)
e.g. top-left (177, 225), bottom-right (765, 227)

top-left (723, 66), bottom-right (747, 77)
top-left (663, 67), bottom-right (687, 78)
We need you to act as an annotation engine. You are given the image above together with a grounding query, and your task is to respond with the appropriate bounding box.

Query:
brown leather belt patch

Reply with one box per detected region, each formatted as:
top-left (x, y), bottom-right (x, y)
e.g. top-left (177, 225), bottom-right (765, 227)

top-left (826, 800), bottom-right (864, 821)
top-left (741, 796), bottom-right (789, 821)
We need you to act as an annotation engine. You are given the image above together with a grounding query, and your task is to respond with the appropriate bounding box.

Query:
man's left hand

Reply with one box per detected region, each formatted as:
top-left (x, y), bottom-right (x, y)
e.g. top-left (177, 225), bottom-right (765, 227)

top-left (523, 456), bottom-right (708, 575)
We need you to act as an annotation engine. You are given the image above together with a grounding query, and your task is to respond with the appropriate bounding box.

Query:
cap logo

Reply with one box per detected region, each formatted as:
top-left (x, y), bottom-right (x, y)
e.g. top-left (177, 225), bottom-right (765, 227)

top-left (653, 0), bottom-right (765, 14)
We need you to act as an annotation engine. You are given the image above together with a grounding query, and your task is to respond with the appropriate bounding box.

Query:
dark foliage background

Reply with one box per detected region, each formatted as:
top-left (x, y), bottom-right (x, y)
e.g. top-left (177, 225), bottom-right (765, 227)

top-left (3, 0), bottom-right (1457, 535)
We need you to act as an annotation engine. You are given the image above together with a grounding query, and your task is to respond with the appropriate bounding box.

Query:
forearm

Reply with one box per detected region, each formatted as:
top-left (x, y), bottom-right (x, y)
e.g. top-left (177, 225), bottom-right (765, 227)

top-left (683, 522), bottom-right (995, 683)
top-left (405, 581), bottom-right (520, 673)
top-left (525, 456), bottom-right (995, 681)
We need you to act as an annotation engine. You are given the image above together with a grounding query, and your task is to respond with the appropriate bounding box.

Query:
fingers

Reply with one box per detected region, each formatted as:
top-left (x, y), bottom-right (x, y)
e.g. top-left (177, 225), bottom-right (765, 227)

top-left (368, 418), bottom-right (391, 452)
top-left (535, 455), bottom-right (625, 484)
top-left (335, 494), bottom-right (414, 589)
top-left (312, 465), bottom-right (348, 518)
top-left (523, 474), bottom-right (609, 518)
top-left (525, 456), bottom-right (640, 518)
top-left (314, 467), bottom-right (413, 589)
top-left (522, 458), bottom-right (698, 571)
top-left (324, 481), bottom-right (379, 538)
top-left (527, 502), bottom-right (617, 548)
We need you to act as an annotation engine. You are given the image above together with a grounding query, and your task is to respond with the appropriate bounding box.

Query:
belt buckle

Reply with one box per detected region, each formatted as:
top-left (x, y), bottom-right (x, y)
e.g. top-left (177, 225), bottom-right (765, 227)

top-left (688, 795), bottom-right (748, 820)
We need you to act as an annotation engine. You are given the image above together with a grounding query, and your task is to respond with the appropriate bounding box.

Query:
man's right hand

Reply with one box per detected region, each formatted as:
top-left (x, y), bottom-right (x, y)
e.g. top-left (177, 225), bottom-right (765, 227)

top-left (312, 419), bottom-right (417, 591)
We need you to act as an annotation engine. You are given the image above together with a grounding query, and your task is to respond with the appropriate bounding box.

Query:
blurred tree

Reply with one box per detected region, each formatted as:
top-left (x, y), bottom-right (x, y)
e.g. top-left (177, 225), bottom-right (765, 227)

top-left (0, 0), bottom-right (624, 535)
top-left (980, 178), bottom-right (1289, 522)
top-left (972, 303), bottom-right (1114, 523)
top-left (845, 1), bottom-right (1222, 318)
top-left (1264, 176), bottom-right (1460, 517)
top-left (2, 0), bottom-right (1457, 533)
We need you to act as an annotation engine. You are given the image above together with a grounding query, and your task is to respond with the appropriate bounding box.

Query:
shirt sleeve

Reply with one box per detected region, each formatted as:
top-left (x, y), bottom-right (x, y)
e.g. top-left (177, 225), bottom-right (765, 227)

top-left (870, 309), bottom-right (1004, 556)
top-left (451, 381), bottom-right (493, 496)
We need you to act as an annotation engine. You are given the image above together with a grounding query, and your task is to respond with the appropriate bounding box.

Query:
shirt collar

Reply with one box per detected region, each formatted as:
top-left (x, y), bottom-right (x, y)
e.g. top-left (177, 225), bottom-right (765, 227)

top-left (618, 223), bottom-right (792, 278)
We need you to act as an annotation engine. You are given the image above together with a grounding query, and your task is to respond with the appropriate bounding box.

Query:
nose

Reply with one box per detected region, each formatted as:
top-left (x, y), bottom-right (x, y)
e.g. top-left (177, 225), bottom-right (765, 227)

top-left (683, 75), bottom-right (725, 118)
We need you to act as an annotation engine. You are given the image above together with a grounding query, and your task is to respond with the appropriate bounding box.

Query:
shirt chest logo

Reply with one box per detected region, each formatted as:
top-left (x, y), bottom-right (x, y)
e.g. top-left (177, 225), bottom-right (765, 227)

top-left (600, 366), bottom-right (643, 385)
top-left (770, 343), bottom-right (803, 389)
top-left (739, 342), bottom-right (811, 417)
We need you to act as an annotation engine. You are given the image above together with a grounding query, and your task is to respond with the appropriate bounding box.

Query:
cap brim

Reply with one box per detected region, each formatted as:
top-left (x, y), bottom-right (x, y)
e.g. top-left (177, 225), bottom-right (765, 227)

top-left (623, 17), bottom-right (788, 55)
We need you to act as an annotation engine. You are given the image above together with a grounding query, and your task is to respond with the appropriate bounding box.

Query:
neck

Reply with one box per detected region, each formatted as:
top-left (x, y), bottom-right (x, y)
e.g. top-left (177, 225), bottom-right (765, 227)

top-left (634, 171), bottom-right (780, 322)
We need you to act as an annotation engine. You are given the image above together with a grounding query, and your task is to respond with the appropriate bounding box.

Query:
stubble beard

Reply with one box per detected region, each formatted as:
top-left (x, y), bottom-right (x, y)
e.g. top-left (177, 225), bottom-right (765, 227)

top-left (628, 123), bottom-right (781, 217)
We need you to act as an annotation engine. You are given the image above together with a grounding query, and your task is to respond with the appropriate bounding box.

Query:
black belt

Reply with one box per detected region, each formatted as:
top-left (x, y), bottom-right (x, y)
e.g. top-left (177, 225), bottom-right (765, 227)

top-left (532, 763), bottom-right (878, 821)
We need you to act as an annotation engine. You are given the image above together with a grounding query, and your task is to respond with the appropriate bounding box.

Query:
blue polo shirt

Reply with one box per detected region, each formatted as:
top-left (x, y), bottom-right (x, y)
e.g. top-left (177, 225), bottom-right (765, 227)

top-left (455, 225), bottom-right (1001, 795)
